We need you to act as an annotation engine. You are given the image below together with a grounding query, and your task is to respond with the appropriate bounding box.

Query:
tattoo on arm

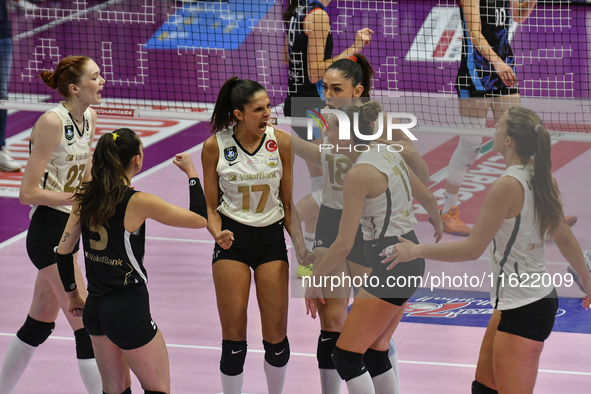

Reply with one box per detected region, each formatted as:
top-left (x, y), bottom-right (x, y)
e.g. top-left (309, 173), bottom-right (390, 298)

top-left (62, 232), bottom-right (70, 243)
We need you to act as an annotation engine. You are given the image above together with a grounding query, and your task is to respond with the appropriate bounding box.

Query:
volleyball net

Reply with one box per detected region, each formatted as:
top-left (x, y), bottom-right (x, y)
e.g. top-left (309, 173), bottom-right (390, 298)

top-left (1, 0), bottom-right (590, 140)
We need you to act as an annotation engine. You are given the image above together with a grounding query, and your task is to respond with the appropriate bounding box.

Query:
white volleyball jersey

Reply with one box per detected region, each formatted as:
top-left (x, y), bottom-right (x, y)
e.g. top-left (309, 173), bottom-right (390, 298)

top-left (30, 103), bottom-right (93, 215)
top-left (355, 145), bottom-right (417, 241)
top-left (319, 137), bottom-right (353, 209)
top-left (216, 125), bottom-right (284, 227)
top-left (489, 164), bottom-right (553, 310)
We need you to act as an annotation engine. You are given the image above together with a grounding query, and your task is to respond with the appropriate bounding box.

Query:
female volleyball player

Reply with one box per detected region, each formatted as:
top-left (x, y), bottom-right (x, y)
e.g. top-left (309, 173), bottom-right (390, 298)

top-left (0, 56), bottom-right (103, 394)
top-left (55, 128), bottom-right (208, 394)
top-left (283, 0), bottom-right (373, 277)
top-left (383, 107), bottom-right (591, 394)
top-left (441, 0), bottom-right (538, 235)
top-left (290, 53), bottom-right (429, 394)
top-left (305, 102), bottom-right (443, 394)
top-left (202, 76), bottom-right (312, 394)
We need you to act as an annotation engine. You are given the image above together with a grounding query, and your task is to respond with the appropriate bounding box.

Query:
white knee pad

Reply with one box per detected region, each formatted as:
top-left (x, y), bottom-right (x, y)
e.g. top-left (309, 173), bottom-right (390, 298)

top-left (448, 132), bottom-right (484, 186)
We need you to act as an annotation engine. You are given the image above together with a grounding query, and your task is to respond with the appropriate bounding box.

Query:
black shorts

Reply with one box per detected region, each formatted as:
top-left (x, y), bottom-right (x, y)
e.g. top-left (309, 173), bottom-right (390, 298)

top-left (363, 231), bottom-right (425, 306)
top-left (456, 67), bottom-right (519, 98)
top-left (83, 284), bottom-right (158, 350)
top-left (212, 214), bottom-right (288, 270)
top-left (26, 206), bottom-right (79, 270)
top-left (314, 205), bottom-right (368, 267)
top-left (497, 288), bottom-right (558, 342)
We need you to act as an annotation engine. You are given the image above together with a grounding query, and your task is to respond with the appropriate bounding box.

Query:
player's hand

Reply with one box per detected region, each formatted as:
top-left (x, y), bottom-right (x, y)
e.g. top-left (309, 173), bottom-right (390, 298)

top-left (173, 153), bottom-right (199, 178)
top-left (380, 236), bottom-right (420, 270)
top-left (215, 230), bottom-right (234, 250)
top-left (305, 283), bottom-right (325, 319)
top-left (296, 246), bottom-right (315, 267)
top-left (492, 59), bottom-right (518, 87)
top-left (354, 28), bottom-right (374, 50)
top-left (429, 216), bottom-right (444, 244)
top-left (68, 294), bottom-right (86, 317)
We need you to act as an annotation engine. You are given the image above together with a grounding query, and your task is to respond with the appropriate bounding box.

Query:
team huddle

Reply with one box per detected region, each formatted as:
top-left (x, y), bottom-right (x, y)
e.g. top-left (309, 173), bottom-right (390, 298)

top-left (0, 1), bottom-right (590, 394)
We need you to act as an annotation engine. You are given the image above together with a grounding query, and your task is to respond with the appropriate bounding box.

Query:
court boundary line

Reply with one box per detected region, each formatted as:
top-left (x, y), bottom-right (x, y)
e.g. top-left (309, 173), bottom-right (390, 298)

top-left (1, 332), bottom-right (589, 376)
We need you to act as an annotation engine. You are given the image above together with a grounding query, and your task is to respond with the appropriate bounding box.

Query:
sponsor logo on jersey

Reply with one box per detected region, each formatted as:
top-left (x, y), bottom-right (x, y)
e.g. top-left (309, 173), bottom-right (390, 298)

top-left (228, 174), bottom-right (237, 181)
top-left (266, 154), bottom-right (278, 168)
top-left (265, 139), bottom-right (277, 152)
top-left (246, 159), bottom-right (261, 165)
top-left (65, 125), bottom-right (74, 141)
top-left (239, 172), bottom-right (278, 181)
top-left (84, 251), bottom-right (124, 266)
top-left (75, 153), bottom-right (89, 161)
top-left (66, 154), bottom-right (74, 161)
top-left (229, 161), bottom-right (240, 166)
top-left (224, 146), bottom-right (238, 161)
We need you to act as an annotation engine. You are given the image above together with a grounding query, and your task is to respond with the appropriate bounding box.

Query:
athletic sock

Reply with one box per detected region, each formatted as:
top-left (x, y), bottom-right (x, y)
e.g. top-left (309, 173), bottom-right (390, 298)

top-left (319, 368), bottom-right (342, 394)
top-left (345, 372), bottom-right (375, 394)
top-left (372, 369), bottom-right (398, 394)
top-left (264, 360), bottom-right (287, 394)
top-left (77, 358), bottom-right (103, 394)
top-left (220, 372), bottom-right (243, 394)
top-left (304, 231), bottom-right (315, 253)
top-left (0, 336), bottom-right (36, 394)
top-left (388, 338), bottom-right (400, 394)
top-left (442, 192), bottom-right (458, 214)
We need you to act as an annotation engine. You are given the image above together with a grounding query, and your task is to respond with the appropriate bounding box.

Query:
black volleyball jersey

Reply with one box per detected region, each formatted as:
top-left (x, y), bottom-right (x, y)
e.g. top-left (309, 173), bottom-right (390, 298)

top-left (458, 0), bottom-right (515, 91)
top-left (286, 0), bottom-right (333, 98)
top-left (82, 188), bottom-right (147, 297)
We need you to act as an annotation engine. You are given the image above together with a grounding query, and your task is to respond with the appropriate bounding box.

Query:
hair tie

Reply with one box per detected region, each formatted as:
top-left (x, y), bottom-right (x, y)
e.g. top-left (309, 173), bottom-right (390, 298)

top-left (534, 124), bottom-right (542, 134)
top-left (349, 55), bottom-right (358, 63)
top-left (112, 132), bottom-right (119, 141)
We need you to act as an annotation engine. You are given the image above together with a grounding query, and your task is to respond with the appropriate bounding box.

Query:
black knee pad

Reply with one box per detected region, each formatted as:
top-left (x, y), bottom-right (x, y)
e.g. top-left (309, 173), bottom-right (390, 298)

top-left (331, 346), bottom-right (367, 382)
top-left (144, 391), bottom-right (166, 394)
top-left (16, 315), bottom-right (55, 347)
top-left (363, 348), bottom-right (391, 377)
top-left (472, 380), bottom-right (498, 394)
top-left (74, 328), bottom-right (95, 359)
top-left (317, 330), bottom-right (340, 369)
top-left (263, 336), bottom-right (290, 368)
top-left (220, 339), bottom-right (247, 376)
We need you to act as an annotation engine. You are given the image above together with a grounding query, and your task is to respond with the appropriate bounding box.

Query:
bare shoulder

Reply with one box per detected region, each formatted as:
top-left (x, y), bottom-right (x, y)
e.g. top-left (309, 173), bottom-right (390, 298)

top-left (202, 135), bottom-right (219, 155)
top-left (31, 111), bottom-right (62, 143)
top-left (307, 7), bottom-right (329, 24)
top-left (488, 175), bottom-right (523, 200)
top-left (274, 128), bottom-right (291, 146)
top-left (347, 163), bottom-right (379, 184)
top-left (130, 190), bottom-right (162, 210)
top-left (88, 106), bottom-right (98, 121)
top-left (37, 111), bottom-right (62, 129)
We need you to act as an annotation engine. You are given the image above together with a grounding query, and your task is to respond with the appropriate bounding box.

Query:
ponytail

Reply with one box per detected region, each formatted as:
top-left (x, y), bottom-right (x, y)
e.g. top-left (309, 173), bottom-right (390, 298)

top-left (337, 101), bottom-right (382, 145)
top-left (282, 0), bottom-right (300, 25)
top-left (40, 56), bottom-right (91, 98)
top-left (75, 128), bottom-right (141, 229)
top-left (327, 53), bottom-right (373, 97)
top-left (209, 76), bottom-right (266, 134)
top-left (505, 107), bottom-right (564, 239)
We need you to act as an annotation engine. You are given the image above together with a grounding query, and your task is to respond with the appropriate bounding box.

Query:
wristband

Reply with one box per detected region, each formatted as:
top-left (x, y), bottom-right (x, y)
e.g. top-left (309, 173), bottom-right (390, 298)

top-left (56, 251), bottom-right (77, 292)
top-left (189, 177), bottom-right (208, 219)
